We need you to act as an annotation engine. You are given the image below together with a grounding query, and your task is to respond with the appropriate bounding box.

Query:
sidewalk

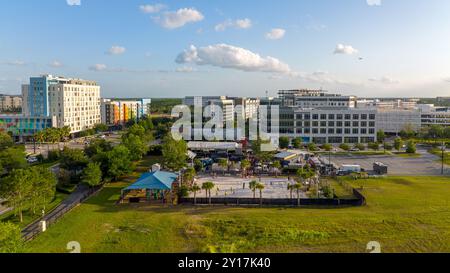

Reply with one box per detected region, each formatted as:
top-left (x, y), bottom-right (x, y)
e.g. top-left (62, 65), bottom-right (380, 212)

top-left (22, 184), bottom-right (99, 241)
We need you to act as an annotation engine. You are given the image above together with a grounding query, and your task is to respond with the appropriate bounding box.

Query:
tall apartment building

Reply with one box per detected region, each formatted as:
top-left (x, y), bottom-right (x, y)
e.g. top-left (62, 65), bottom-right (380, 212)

top-left (0, 94), bottom-right (22, 112)
top-left (23, 75), bottom-right (101, 133)
top-left (101, 98), bottom-right (151, 125)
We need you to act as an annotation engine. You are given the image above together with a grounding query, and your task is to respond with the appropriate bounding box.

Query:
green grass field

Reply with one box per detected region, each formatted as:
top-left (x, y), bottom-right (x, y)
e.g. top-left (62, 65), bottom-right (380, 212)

top-left (24, 174), bottom-right (450, 253)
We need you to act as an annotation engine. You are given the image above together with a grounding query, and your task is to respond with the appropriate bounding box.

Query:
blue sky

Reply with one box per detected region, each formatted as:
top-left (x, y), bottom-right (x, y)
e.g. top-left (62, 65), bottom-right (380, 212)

top-left (1, 0), bottom-right (450, 98)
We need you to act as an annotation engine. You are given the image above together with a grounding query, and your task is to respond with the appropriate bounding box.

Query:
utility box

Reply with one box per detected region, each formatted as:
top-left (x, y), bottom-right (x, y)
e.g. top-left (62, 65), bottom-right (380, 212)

top-left (40, 220), bottom-right (47, 232)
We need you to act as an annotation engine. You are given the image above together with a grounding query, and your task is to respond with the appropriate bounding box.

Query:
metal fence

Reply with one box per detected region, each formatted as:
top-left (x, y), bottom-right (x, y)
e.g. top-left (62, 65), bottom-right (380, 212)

top-left (179, 196), bottom-right (365, 207)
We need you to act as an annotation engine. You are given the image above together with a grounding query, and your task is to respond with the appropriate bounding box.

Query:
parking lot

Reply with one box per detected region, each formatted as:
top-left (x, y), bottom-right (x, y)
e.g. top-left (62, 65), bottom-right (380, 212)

top-left (329, 149), bottom-right (450, 176)
top-left (191, 176), bottom-right (307, 199)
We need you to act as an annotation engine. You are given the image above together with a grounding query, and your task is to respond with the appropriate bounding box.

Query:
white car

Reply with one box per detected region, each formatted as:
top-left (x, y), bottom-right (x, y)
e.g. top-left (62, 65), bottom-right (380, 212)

top-left (27, 157), bottom-right (38, 164)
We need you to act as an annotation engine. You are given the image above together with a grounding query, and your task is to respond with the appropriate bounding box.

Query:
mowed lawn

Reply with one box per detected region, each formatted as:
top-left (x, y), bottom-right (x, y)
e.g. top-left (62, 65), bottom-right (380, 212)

top-left (25, 174), bottom-right (450, 253)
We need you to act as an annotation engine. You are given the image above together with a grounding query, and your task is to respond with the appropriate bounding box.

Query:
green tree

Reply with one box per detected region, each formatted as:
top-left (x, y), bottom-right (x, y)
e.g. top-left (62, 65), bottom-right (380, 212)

top-left (339, 143), bottom-right (350, 151)
top-left (161, 136), bottom-right (187, 171)
top-left (256, 183), bottom-right (265, 206)
top-left (182, 167), bottom-right (196, 186)
top-left (287, 183), bottom-right (294, 199)
top-left (279, 137), bottom-right (290, 149)
top-left (60, 126), bottom-right (71, 142)
top-left (81, 162), bottom-right (103, 188)
top-left (406, 140), bottom-right (416, 154)
top-left (272, 161), bottom-right (282, 177)
top-left (105, 145), bottom-right (133, 181)
top-left (394, 137), bottom-right (403, 152)
top-left (194, 159), bottom-right (204, 173)
top-left (241, 159), bottom-right (251, 177)
top-left (377, 130), bottom-right (386, 144)
top-left (0, 146), bottom-right (27, 172)
top-left (201, 181), bottom-right (215, 205)
top-left (0, 169), bottom-right (32, 222)
top-left (94, 123), bottom-right (109, 133)
top-left (29, 166), bottom-right (56, 215)
top-left (126, 124), bottom-right (146, 138)
top-left (0, 222), bottom-right (23, 253)
top-left (122, 134), bottom-right (149, 161)
top-left (322, 143), bottom-right (332, 151)
top-left (60, 147), bottom-right (89, 177)
top-left (294, 183), bottom-right (303, 207)
top-left (249, 180), bottom-right (258, 199)
top-left (0, 132), bottom-right (14, 150)
top-left (354, 143), bottom-right (365, 151)
top-left (138, 117), bottom-right (154, 132)
top-left (307, 143), bottom-right (318, 152)
top-left (190, 184), bottom-right (201, 206)
top-left (84, 139), bottom-right (113, 158)
top-left (368, 142), bottom-right (380, 151)
top-left (292, 138), bottom-right (302, 149)
top-left (218, 158), bottom-right (228, 174)
top-left (297, 166), bottom-right (315, 184)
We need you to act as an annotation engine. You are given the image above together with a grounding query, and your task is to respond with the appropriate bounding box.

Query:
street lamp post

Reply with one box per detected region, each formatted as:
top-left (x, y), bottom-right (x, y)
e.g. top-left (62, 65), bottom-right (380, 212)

top-left (441, 142), bottom-right (445, 175)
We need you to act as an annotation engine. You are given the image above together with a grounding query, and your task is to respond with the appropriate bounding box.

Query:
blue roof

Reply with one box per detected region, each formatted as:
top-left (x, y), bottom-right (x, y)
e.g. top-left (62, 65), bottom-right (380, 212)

top-left (124, 171), bottom-right (178, 191)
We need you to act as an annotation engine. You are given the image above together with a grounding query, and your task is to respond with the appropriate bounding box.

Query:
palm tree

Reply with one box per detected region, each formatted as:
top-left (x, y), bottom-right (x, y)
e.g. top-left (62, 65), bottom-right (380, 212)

top-left (218, 158), bottom-right (228, 175)
top-left (190, 184), bottom-right (201, 206)
top-left (272, 161), bottom-right (282, 177)
top-left (35, 131), bottom-right (45, 149)
top-left (287, 183), bottom-right (294, 199)
top-left (255, 183), bottom-right (265, 206)
top-left (182, 168), bottom-right (196, 187)
top-left (241, 159), bottom-right (251, 177)
top-left (60, 126), bottom-right (71, 146)
top-left (293, 183), bottom-right (303, 207)
top-left (202, 181), bottom-right (215, 205)
top-left (249, 180), bottom-right (258, 199)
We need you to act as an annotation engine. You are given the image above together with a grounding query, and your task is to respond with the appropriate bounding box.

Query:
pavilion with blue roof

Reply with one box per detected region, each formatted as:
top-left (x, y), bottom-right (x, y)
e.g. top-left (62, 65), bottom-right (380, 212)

top-left (120, 170), bottom-right (179, 204)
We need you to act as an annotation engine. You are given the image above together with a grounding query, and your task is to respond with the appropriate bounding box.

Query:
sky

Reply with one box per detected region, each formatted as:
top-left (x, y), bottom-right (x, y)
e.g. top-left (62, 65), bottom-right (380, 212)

top-left (1, 0), bottom-right (450, 98)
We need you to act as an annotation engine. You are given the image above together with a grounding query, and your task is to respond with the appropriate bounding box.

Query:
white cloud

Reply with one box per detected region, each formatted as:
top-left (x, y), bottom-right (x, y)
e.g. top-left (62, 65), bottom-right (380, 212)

top-left (89, 64), bottom-right (107, 71)
top-left (154, 8), bottom-right (204, 29)
top-left (139, 4), bottom-right (166, 14)
top-left (443, 77), bottom-right (450, 83)
top-left (367, 0), bottom-right (382, 6)
top-left (235, 18), bottom-right (252, 29)
top-left (176, 66), bottom-right (196, 73)
top-left (334, 44), bottom-right (359, 55)
top-left (2, 60), bottom-right (26, 66)
top-left (215, 18), bottom-right (252, 32)
top-left (368, 76), bottom-right (400, 84)
top-left (106, 46), bottom-right (126, 55)
top-left (176, 44), bottom-right (291, 74)
top-left (49, 61), bottom-right (63, 67)
top-left (265, 28), bottom-right (286, 40)
top-left (66, 0), bottom-right (81, 6)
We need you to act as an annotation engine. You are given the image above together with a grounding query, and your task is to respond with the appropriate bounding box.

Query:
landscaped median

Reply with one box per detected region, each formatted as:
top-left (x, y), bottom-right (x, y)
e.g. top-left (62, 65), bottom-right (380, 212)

top-left (24, 175), bottom-right (450, 253)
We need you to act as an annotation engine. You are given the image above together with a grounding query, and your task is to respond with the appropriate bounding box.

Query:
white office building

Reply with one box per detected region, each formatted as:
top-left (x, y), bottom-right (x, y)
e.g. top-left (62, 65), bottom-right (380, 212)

top-left (48, 77), bottom-right (101, 133)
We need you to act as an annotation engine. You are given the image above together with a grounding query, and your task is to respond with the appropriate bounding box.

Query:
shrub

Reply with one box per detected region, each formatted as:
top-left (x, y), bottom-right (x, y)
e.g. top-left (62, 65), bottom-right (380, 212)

top-left (406, 141), bottom-right (416, 154)
top-left (339, 143), bottom-right (350, 151)
top-left (354, 143), bottom-right (365, 151)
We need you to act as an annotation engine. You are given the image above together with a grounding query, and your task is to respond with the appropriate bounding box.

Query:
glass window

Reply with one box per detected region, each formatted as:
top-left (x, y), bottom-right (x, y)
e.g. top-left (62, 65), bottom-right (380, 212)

top-left (328, 114), bottom-right (335, 120)
top-left (353, 114), bottom-right (359, 120)
top-left (337, 114), bottom-right (343, 120)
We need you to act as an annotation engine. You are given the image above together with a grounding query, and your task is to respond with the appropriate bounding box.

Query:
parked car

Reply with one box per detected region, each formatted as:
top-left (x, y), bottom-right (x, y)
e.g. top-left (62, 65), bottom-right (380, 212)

top-left (27, 156), bottom-right (38, 164)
